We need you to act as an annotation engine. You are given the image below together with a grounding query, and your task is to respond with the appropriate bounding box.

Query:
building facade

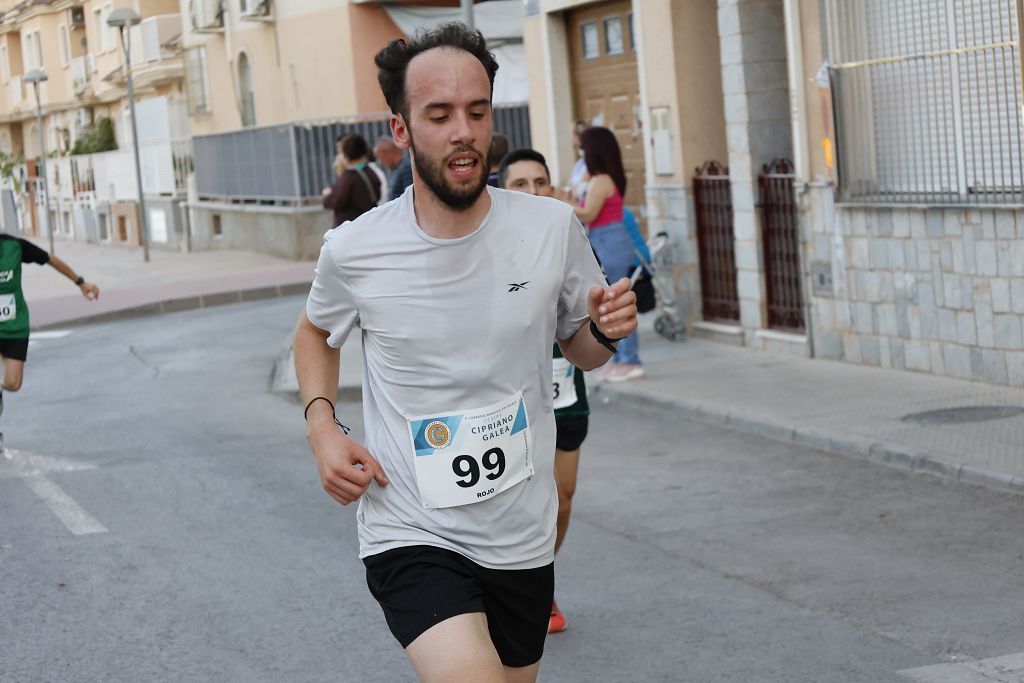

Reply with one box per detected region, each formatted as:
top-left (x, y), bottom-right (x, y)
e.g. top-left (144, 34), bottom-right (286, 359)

top-left (0, 0), bottom-right (191, 251)
top-left (525, 0), bottom-right (1024, 387)
top-left (180, 0), bottom-right (532, 259)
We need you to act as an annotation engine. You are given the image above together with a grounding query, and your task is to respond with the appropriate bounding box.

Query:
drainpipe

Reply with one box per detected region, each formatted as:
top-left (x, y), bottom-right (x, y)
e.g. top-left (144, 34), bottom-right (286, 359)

top-left (783, 0), bottom-right (816, 358)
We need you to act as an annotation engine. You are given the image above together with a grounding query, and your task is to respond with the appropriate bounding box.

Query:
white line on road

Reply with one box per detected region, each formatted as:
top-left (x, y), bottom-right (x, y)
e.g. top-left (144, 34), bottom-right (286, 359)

top-left (22, 474), bottom-right (108, 535)
top-left (900, 652), bottom-right (1024, 682)
top-left (2, 447), bottom-right (107, 535)
top-left (30, 330), bottom-right (73, 339)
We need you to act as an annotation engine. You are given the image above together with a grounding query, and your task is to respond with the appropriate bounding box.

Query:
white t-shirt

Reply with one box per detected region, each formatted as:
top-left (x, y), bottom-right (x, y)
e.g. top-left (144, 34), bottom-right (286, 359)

top-left (306, 185), bottom-right (605, 569)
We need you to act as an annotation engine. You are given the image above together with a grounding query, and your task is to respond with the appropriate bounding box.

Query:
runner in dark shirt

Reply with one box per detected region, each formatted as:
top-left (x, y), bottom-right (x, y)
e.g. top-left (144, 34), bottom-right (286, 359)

top-left (0, 234), bottom-right (99, 416)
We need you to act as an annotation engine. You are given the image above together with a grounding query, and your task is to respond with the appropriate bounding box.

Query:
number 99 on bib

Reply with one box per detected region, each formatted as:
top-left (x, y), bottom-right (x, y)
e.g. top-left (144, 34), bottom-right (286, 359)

top-left (407, 392), bottom-right (534, 509)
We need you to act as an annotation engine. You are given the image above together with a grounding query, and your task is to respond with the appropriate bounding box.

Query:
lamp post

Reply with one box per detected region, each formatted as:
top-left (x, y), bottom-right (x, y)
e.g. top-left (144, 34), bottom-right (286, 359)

top-left (23, 69), bottom-right (53, 254)
top-left (108, 7), bottom-right (149, 262)
top-left (461, 0), bottom-right (474, 29)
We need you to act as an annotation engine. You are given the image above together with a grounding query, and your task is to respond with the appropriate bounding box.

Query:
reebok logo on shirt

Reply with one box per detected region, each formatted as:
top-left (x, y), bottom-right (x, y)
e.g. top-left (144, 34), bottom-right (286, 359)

top-left (507, 282), bottom-right (529, 292)
top-left (0, 271), bottom-right (12, 284)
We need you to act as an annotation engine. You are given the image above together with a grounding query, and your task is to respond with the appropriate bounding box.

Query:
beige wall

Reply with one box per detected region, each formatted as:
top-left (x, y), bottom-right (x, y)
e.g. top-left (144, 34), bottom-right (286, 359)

top-left (184, 0), bottom-right (410, 135)
top-left (348, 3), bottom-right (405, 114)
top-left (672, 0), bottom-right (727, 176)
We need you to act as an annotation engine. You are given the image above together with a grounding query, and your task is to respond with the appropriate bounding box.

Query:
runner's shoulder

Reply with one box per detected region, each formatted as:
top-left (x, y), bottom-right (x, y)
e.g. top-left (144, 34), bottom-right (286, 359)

top-left (321, 197), bottom-right (403, 256)
top-left (494, 187), bottom-right (574, 230)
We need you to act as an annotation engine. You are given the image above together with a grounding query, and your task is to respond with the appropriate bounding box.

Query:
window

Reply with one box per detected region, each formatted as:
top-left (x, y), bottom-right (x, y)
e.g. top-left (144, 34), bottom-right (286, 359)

top-left (184, 46), bottom-right (210, 114)
top-left (581, 22), bottom-right (599, 60)
top-left (237, 52), bottom-right (256, 127)
top-left (59, 25), bottom-right (70, 65)
top-left (23, 31), bottom-right (43, 70)
top-left (604, 17), bottom-right (624, 56)
top-left (824, 0), bottom-right (1024, 204)
top-left (0, 45), bottom-right (8, 82)
top-left (94, 6), bottom-right (114, 52)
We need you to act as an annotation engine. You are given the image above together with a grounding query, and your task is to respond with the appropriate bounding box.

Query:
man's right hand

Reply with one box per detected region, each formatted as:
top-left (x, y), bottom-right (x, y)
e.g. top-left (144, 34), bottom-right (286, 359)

top-left (307, 411), bottom-right (389, 506)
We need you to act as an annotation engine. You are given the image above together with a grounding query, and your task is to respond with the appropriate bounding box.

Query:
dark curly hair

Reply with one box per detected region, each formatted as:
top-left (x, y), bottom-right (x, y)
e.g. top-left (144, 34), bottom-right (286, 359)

top-left (374, 22), bottom-right (499, 119)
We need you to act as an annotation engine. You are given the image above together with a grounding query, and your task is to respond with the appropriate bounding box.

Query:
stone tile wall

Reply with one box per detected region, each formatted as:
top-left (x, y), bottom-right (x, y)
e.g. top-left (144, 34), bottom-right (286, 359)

top-left (806, 185), bottom-right (1024, 386)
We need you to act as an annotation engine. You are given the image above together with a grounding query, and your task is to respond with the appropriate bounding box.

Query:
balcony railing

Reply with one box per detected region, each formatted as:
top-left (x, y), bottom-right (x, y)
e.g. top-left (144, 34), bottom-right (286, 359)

top-left (192, 104), bottom-right (532, 204)
top-left (129, 14), bottom-right (181, 66)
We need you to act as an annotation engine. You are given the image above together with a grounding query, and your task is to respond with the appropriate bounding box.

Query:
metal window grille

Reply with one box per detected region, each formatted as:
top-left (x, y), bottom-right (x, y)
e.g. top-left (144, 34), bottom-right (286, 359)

top-left (823, 0), bottom-right (1024, 205)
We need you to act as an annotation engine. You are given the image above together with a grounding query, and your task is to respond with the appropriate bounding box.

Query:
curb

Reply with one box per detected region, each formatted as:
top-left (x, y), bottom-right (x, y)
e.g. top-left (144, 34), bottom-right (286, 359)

top-left (35, 281), bottom-right (312, 331)
top-left (591, 383), bottom-right (1024, 497)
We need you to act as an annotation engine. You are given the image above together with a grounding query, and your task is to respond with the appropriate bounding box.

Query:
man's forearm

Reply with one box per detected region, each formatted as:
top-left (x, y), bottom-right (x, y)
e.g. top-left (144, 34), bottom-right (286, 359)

top-left (558, 321), bottom-right (614, 371)
top-left (294, 311), bottom-right (341, 424)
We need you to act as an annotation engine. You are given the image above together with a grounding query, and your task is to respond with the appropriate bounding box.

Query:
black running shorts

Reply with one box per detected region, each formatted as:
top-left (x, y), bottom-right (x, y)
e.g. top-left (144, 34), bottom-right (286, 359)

top-left (363, 545), bottom-right (554, 668)
top-left (555, 414), bottom-right (588, 452)
top-left (0, 337), bottom-right (28, 362)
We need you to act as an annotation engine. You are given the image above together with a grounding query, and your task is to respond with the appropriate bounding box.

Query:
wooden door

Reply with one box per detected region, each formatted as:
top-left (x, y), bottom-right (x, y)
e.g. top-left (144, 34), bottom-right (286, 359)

top-left (567, 1), bottom-right (645, 221)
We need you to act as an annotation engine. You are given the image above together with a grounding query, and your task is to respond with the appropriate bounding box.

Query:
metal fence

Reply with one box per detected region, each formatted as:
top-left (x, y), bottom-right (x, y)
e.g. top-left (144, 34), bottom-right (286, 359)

top-left (824, 0), bottom-right (1024, 205)
top-left (758, 159), bottom-right (805, 332)
top-left (193, 103), bottom-right (532, 204)
top-left (693, 161), bottom-right (740, 323)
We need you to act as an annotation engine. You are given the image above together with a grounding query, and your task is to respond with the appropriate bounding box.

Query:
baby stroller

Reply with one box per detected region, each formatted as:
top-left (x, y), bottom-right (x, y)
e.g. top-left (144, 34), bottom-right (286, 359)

top-left (630, 231), bottom-right (686, 341)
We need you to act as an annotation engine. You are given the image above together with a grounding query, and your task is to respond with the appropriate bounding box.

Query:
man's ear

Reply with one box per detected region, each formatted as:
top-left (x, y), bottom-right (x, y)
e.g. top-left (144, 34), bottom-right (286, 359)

top-left (391, 114), bottom-right (412, 151)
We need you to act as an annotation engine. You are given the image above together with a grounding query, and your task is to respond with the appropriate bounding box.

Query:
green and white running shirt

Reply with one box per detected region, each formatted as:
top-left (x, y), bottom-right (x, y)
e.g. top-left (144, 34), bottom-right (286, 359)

top-left (306, 186), bottom-right (605, 569)
top-left (0, 234), bottom-right (50, 340)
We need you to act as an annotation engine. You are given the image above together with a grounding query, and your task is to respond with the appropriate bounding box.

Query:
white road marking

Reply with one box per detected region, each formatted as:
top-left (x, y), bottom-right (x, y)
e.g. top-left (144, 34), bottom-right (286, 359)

top-left (30, 330), bottom-right (73, 340)
top-left (22, 474), bottom-right (108, 535)
top-left (901, 652), bottom-right (1024, 682)
top-left (1, 447), bottom-right (107, 535)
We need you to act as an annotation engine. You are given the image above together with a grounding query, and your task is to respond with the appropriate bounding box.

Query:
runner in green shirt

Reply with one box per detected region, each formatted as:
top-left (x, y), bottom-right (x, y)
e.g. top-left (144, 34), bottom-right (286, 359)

top-left (0, 233), bottom-right (99, 416)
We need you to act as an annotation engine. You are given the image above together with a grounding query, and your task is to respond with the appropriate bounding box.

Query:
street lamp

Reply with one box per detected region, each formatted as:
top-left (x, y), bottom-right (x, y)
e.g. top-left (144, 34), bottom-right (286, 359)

top-left (108, 7), bottom-right (149, 262)
top-left (23, 68), bottom-right (53, 255)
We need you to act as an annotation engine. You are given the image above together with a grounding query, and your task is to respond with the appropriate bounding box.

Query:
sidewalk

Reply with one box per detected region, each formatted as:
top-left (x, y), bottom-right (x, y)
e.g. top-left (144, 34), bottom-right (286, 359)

top-left (21, 237), bottom-right (315, 329)
top-left (593, 318), bottom-right (1024, 493)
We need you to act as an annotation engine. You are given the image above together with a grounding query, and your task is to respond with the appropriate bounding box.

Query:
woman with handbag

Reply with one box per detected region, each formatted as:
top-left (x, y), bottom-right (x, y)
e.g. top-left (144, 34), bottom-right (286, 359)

top-left (575, 127), bottom-right (643, 382)
top-left (321, 133), bottom-right (382, 228)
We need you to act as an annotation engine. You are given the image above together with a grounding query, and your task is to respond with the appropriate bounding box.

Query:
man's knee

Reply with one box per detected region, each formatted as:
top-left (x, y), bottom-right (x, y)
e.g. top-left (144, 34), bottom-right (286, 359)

top-left (2, 376), bottom-right (21, 392)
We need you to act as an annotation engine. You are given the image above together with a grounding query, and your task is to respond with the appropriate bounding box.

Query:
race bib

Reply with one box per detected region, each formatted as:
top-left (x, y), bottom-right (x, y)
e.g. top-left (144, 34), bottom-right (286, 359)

top-left (407, 391), bottom-right (534, 509)
top-left (552, 358), bottom-right (578, 410)
top-left (0, 295), bottom-right (16, 322)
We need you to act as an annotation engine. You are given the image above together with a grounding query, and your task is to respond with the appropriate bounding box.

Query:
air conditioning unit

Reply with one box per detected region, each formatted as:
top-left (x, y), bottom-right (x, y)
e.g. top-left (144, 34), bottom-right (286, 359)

top-left (240, 0), bottom-right (273, 22)
top-left (190, 0), bottom-right (225, 33)
top-left (68, 6), bottom-right (86, 28)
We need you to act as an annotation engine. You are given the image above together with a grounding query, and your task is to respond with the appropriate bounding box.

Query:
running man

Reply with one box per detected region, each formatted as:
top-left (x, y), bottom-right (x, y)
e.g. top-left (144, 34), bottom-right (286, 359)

top-left (0, 233), bottom-right (99, 416)
top-left (498, 148), bottom-right (587, 634)
top-left (294, 23), bottom-right (637, 683)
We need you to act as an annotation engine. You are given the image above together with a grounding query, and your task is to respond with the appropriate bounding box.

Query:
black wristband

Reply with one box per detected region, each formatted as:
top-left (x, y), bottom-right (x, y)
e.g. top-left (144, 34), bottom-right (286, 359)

top-left (303, 396), bottom-right (350, 434)
top-left (590, 319), bottom-right (625, 354)
top-left (74, 276), bottom-right (85, 286)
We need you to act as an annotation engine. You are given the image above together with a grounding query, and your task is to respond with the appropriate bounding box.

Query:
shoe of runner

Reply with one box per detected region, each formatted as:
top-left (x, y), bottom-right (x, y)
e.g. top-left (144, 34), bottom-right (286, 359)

top-left (548, 600), bottom-right (567, 634)
top-left (296, 25), bottom-right (637, 683)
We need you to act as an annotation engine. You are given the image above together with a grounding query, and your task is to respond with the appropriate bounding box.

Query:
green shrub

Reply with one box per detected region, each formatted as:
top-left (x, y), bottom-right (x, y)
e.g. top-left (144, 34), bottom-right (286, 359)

top-left (71, 117), bottom-right (118, 155)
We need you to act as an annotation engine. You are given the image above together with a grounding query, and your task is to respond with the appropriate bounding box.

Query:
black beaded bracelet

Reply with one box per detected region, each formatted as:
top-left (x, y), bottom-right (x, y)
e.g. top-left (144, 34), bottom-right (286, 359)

top-left (303, 396), bottom-right (351, 434)
top-left (590, 319), bottom-right (625, 354)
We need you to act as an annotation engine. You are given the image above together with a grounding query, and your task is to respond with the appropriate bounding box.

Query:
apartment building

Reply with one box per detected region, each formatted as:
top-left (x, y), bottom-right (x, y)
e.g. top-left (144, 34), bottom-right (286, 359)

top-left (0, 0), bottom-right (191, 250)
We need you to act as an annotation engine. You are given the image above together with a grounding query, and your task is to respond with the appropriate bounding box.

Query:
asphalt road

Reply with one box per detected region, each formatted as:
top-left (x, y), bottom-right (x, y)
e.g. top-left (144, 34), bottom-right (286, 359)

top-left (3, 296), bottom-right (1024, 682)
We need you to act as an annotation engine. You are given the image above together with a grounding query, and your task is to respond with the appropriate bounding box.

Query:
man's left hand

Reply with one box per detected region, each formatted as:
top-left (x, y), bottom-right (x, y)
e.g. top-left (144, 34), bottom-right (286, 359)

top-left (80, 282), bottom-right (99, 301)
top-left (587, 277), bottom-right (637, 341)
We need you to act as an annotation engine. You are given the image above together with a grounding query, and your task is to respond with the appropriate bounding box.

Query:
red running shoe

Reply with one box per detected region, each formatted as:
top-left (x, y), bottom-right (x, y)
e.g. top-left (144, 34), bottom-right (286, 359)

top-left (548, 600), bottom-right (567, 634)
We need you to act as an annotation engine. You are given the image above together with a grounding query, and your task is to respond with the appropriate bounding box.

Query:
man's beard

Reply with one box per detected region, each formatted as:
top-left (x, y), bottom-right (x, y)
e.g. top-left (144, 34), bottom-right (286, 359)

top-left (411, 138), bottom-right (488, 212)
